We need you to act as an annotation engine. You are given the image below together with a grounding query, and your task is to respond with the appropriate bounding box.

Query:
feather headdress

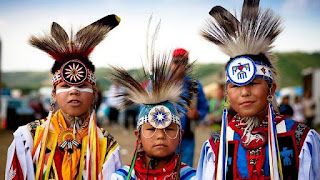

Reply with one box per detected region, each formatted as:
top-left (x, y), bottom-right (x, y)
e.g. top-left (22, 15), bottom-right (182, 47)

top-left (202, 0), bottom-right (282, 81)
top-left (108, 17), bottom-right (196, 117)
top-left (29, 14), bottom-right (120, 64)
top-left (29, 14), bottom-right (120, 86)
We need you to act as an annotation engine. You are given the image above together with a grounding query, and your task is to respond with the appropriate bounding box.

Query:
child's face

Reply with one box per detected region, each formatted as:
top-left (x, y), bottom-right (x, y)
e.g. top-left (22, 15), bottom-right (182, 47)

top-left (53, 82), bottom-right (94, 116)
top-left (227, 78), bottom-right (276, 118)
top-left (137, 123), bottom-right (181, 158)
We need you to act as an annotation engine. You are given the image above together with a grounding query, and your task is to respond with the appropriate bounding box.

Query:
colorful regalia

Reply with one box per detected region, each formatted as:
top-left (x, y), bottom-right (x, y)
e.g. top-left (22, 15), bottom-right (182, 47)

top-left (5, 14), bottom-right (122, 180)
top-left (109, 18), bottom-right (196, 180)
top-left (196, 0), bottom-right (320, 179)
top-left (113, 153), bottom-right (196, 180)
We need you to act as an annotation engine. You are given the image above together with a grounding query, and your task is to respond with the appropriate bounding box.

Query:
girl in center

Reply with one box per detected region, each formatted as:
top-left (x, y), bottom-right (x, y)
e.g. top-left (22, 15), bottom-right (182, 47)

top-left (110, 19), bottom-right (196, 180)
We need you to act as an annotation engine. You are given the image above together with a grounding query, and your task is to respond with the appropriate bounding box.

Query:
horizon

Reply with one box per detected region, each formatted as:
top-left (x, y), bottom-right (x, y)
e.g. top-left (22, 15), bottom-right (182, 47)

top-left (1, 0), bottom-right (320, 72)
top-left (2, 51), bottom-right (319, 73)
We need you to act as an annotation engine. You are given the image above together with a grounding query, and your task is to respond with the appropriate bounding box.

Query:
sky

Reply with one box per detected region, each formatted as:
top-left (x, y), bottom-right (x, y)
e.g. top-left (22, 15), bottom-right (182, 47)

top-left (0, 0), bottom-right (319, 72)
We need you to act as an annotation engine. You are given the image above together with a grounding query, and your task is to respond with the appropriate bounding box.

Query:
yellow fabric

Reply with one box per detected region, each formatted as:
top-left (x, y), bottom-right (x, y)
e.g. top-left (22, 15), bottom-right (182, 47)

top-left (77, 136), bottom-right (88, 180)
top-left (99, 138), bottom-right (107, 167)
top-left (44, 131), bottom-right (58, 180)
top-left (32, 110), bottom-right (112, 180)
top-left (50, 110), bottom-right (88, 180)
top-left (35, 122), bottom-right (51, 180)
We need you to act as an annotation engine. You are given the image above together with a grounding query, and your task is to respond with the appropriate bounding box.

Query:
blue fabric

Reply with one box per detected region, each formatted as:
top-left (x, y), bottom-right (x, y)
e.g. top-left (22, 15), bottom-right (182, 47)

top-left (179, 77), bottom-right (208, 130)
top-left (138, 101), bottom-right (178, 119)
top-left (298, 130), bottom-right (320, 179)
top-left (234, 132), bottom-right (249, 177)
top-left (284, 118), bottom-right (295, 132)
top-left (180, 167), bottom-right (196, 180)
top-left (114, 166), bottom-right (136, 180)
top-left (180, 138), bottom-right (195, 167)
top-left (263, 143), bottom-right (270, 176)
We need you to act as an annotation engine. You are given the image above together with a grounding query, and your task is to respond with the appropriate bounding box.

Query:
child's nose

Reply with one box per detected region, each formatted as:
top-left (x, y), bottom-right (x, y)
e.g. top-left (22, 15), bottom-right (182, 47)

top-left (156, 129), bottom-right (166, 139)
top-left (69, 87), bottom-right (80, 95)
top-left (240, 86), bottom-right (251, 97)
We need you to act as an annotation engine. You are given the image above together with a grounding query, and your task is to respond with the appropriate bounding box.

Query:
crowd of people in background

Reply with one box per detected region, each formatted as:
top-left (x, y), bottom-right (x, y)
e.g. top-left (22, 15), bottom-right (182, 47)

top-left (5, 0), bottom-right (320, 179)
top-left (279, 92), bottom-right (317, 128)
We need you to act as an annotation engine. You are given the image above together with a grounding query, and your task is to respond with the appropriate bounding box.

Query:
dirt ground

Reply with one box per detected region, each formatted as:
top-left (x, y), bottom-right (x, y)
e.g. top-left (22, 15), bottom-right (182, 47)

top-left (0, 125), bottom-right (212, 179)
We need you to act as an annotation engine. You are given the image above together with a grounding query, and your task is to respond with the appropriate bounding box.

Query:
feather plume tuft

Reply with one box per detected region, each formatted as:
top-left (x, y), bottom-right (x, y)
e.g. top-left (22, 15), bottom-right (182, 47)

top-left (108, 18), bottom-right (196, 115)
top-left (202, 0), bottom-right (282, 64)
top-left (29, 14), bottom-right (120, 63)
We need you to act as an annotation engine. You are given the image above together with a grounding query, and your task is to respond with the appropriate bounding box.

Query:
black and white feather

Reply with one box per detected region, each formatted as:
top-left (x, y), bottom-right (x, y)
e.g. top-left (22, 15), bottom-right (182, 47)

top-left (29, 14), bottom-right (120, 63)
top-left (108, 18), bottom-right (196, 115)
top-left (202, 0), bottom-right (282, 76)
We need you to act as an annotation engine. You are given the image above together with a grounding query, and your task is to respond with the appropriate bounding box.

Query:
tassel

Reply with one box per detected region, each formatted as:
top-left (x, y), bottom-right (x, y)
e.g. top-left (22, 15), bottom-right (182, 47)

top-left (216, 109), bottom-right (228, 180)
top-left (35, 110), bottom-right (53, 180)
top-left (267, 103), bottom-right (283, 180)
top-left (86, 111), bottom-right (95, 180)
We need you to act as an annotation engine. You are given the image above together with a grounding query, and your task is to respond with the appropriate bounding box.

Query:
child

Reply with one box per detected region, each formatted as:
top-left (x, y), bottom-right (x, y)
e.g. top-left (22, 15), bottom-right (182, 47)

top-left (5, 15), bottom-right (122, 180)
top-left (110, 20), bottom-right (196, 180)
top-left (196, 0), bottom-right (320, 179)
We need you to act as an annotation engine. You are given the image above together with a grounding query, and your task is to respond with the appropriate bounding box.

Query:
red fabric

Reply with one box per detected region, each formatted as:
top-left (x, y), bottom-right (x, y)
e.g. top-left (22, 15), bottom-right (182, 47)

top-left (8, 151), bottom-right (24, 180)
top-left (53, 146), bottom-right (65, 180)
top-left (133, 153), bottom-right (183, 180)
top-left (172, 48), bottom-right (188, 57)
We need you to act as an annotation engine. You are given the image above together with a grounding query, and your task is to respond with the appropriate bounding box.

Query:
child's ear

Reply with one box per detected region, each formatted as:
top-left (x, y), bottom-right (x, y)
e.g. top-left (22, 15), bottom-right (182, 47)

top-left (51, 89), bottom-right (56, 98)
top-left (270, 83), bottom-right (277, 95)
top-left (134, 130), bottom-right (139, 138)
top-left (181, 129), bottom-right (184, 136)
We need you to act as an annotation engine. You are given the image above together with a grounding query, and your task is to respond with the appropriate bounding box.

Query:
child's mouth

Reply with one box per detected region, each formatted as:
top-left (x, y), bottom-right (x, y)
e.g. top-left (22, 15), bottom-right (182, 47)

top-left (240, 101), bottom-right (254, 106)
top-left (68, 100), bottom-right (81, 106)
top-left (154, 144), bottom-right (167, 148)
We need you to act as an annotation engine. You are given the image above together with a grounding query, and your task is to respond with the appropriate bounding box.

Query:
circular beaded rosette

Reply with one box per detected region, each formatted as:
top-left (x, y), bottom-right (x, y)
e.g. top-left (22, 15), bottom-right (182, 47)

top-left (148, 105), bottom-right (172, 129)
top-left (60, 60), bottom-right (88, 86)
top-left (58, 128), bottom-right (81, 153)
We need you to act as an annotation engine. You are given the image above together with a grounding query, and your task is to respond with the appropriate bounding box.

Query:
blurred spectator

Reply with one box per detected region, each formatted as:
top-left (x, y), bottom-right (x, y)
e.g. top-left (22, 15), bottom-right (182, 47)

top-left (303, 91), bottom-right (316, 128)
top-left (208, 83), bottom-right (226, 131)
top-left (292, 96), bottom-right (304, 123)
top-left (106, 82), bottom-right (124, 128)
top-left (124, 104), bottom-right (139, 132)
top-left (171, 48), bottom-right (208, 167)
top-left (279, 95), bottom-right (293, 118)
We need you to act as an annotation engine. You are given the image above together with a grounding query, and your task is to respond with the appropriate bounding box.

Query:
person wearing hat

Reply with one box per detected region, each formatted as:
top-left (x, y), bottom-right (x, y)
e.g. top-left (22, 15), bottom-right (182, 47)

top-left (196, 0), bottom-right (320, 179)
top-left (171, 48), bottom-right (208, 167)
top-left (5, 15), bottom-right (122, 180)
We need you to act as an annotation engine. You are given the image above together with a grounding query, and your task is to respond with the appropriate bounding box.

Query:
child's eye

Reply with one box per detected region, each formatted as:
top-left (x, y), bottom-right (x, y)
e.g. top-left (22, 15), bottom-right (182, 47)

top-left (166, 128), bottom-right (174, 131)
top-left (249, 82), bottom-right (259, 86)
top-left (79, 84), bottom-right (89, 88)
top-left (147, 128), bottom-right (155, 131)
top-left (231, 84), bottom-right (239, 88)
top-left (61, 84), bottom-right (70, 88)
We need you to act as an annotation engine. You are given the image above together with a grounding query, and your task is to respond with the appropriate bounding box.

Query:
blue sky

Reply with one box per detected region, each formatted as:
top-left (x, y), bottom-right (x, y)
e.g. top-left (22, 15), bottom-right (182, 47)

top-left (0, 0), bottom-right (319, 72)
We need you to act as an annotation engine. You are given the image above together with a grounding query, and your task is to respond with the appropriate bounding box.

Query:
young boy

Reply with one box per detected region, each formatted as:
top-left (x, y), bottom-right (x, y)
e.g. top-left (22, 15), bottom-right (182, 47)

top-left (5, 15), bottom-right (122, 180)
top-left (109, 23), bottom-right (196, 179)
top-left (196, 0), bottom-right (320, 179)
top-left (112, 102), bottom-right (196, 180)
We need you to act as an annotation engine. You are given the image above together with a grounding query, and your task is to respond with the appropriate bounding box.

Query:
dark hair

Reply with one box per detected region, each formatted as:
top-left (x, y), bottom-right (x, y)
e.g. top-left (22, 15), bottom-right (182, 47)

top-left (51, 58), bottom-right (95, 74)
top-left (172, 54), bottom-right (189, 63)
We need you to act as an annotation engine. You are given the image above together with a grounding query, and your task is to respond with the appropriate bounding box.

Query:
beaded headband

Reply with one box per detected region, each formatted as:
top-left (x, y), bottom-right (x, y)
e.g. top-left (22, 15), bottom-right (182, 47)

top-left (52, 59), bottom-right (96, 86)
